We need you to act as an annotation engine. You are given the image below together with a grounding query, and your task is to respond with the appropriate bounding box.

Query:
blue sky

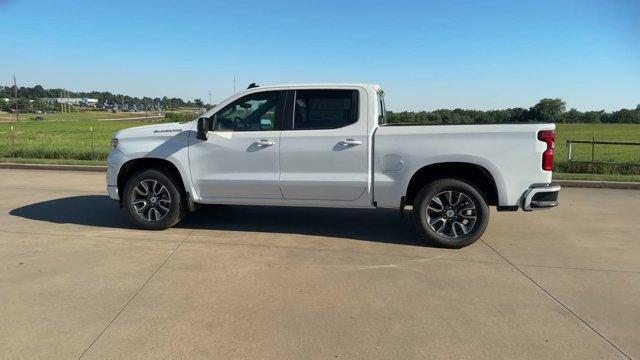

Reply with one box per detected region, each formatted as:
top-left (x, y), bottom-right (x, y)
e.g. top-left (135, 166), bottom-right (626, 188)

top-left (1, 0), bottom-right (638, 111)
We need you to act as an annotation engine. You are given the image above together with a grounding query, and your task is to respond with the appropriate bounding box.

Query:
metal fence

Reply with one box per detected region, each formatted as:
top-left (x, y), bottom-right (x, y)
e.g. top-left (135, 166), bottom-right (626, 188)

top-left (567, 137), bottom-right (640, 165)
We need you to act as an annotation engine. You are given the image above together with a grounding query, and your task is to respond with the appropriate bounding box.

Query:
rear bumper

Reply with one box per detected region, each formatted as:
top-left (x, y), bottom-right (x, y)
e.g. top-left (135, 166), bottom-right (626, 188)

top-left (522, 183), bottom-right (560, 211)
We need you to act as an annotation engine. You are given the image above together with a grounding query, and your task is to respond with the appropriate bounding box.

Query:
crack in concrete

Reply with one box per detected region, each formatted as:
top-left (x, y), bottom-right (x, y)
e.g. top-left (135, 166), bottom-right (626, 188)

top-left (229, 255), bottom-right (446, 276)
top-left (0, 186), bottom-right (100, 193)
top-left (77, 229), bottom-right (195, 359)
top-left (0, 228), bottom-right (187, 243)
top-left (517, 262), bottom-right (640, 275)
top-left (481, 239), bottom-right (632, 360)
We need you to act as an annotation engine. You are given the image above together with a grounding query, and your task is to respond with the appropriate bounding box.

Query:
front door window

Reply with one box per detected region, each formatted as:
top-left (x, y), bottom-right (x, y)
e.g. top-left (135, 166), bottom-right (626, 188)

top-left (214, 91), bottom-right (282, 131)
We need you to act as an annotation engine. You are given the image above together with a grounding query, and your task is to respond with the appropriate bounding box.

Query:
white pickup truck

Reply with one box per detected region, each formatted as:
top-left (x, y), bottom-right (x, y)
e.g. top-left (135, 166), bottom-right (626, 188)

top-left (107, 84), bottom-right (559, 248)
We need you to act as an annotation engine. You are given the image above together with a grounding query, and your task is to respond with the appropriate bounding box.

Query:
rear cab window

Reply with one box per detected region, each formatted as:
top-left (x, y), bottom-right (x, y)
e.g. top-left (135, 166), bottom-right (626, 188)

top-left (377, 92), bottom-right (387, 125)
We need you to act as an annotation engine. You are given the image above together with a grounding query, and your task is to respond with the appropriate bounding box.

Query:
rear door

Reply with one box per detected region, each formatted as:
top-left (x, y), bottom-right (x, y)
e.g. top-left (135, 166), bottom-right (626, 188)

top-left (279, 88), bottom-right (369, 201)
top-left (189, 90), bottom-right (285, 199)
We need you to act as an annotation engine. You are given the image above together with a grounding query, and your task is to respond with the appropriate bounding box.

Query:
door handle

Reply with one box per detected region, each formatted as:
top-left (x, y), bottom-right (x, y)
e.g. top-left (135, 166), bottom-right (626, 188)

top-left (255, 139), bottom-right (275, 147)
top-left (341, 139), bottom-right (362, 146)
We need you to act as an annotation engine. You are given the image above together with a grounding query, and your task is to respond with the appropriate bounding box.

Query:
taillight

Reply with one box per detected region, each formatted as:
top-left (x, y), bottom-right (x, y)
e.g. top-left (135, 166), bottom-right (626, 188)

top-left (537, 130), bottom-right (555, 171)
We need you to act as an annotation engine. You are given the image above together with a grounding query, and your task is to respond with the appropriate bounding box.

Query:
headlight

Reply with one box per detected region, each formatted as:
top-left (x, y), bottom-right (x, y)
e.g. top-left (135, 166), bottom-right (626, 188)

top-left (110, 138), bottom-right (119, 151)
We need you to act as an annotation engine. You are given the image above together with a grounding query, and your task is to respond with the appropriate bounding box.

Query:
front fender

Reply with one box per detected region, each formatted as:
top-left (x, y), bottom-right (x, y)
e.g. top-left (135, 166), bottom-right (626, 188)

top-left (109, 129), bottom-right (196, 203)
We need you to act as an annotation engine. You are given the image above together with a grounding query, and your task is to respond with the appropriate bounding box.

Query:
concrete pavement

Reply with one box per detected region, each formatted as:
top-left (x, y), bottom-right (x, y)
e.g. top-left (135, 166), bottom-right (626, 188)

top-left (0, 169), bottom-right (638, 359)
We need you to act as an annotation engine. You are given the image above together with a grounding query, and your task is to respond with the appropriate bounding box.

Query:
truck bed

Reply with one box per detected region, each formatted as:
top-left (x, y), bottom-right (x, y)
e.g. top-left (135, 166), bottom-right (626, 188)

top-left (372, 123), bottom-right (555, 208)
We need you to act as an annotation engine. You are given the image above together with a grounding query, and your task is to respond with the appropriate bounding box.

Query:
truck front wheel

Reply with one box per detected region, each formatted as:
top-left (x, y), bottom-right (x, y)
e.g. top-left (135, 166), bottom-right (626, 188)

top-left (413, 179), bottom-right (489, 248)
top-left (122, 169), bottom-right (185, 230)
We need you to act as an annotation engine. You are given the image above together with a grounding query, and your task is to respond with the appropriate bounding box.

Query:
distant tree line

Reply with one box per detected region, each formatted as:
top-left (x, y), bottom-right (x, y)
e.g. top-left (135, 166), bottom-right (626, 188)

top-left (387, 98), bottom-right (640, 124)
top-left (2, 85), bottom-right (639, 123)
top-left (0, 84), bottom-right (205, 112)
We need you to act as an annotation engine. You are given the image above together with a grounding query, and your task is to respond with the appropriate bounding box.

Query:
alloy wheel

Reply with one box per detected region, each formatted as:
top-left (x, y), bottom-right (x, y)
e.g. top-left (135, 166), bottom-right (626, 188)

top-left (425, 190), bottom-right (477, 238)
top-left (131, 179), bottom-right (172, 222)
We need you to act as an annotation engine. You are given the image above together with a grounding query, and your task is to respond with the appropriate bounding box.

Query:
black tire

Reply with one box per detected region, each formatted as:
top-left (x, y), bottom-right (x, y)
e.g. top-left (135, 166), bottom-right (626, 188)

top-left (122, 169), bottom-right (185, 230)
top-left (413, 179), bottom-right (489, 248)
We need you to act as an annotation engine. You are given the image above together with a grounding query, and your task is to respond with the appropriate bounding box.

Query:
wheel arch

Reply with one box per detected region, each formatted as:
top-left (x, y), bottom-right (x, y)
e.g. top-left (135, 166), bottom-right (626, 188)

top-left (404, 162), bottom-right (500, 206)
top-left (117, 157), bottom-right (188, 203)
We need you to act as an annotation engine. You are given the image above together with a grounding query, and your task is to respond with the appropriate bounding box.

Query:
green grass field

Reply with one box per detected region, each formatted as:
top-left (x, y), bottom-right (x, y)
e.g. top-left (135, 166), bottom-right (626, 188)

top-left (0, 119), bottom-right (168, 160)
top-left (554, 124), bottom-right (640, 175)
top-left (0, 110), bottom-right (161, 122)
top-left (552, 172), bottom-right (640, 182)
top-left (0, 120), bottom-right (638, 177)
top-left (555, 124), bottom-right (640, 163)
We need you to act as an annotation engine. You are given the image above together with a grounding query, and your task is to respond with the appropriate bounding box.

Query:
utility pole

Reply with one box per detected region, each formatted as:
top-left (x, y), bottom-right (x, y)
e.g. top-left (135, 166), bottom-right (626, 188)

top-left (60, 90), bottom-right (64, 113)
top-left (209, 90), bottom-right (212, 106)
top-left (233, 76), bottom-right (236, 93)
top-left (13, 75), bottom-right (19, 122)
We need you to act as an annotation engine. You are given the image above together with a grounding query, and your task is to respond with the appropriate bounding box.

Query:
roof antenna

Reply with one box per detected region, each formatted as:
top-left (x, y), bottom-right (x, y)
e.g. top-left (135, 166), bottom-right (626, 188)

top-left (247, 83), bottom-right (259, 89)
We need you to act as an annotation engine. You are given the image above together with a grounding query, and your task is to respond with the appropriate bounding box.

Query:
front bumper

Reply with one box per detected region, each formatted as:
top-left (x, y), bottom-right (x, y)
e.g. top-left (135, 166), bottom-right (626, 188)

top-left (107, 185), bottom-right (120, 201)
top-left (106, 149), bottom-right (127, 201)
top-left (522, 183), bottom-right (560, 211)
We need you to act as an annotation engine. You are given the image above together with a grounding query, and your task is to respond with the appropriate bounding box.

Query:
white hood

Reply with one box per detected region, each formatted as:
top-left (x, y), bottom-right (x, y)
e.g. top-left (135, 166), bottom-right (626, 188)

top-left (113, 122), bottom-right (188, 139)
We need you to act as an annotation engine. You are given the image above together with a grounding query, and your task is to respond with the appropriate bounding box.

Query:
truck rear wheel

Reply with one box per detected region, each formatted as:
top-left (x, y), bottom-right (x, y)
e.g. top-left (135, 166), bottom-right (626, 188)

top-left (122, 169), bottom-right (185, 230)
top-left (413, 179), bottom-right (489, 248)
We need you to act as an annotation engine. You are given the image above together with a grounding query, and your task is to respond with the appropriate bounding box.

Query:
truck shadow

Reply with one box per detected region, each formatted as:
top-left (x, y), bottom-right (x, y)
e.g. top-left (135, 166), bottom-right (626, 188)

top-left (9, 195), bottom-right (425, 247)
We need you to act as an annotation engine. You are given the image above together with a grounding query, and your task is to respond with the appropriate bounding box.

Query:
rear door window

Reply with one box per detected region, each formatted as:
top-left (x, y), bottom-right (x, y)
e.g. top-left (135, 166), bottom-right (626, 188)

top-left (292, 90), bottom-right (358, 130)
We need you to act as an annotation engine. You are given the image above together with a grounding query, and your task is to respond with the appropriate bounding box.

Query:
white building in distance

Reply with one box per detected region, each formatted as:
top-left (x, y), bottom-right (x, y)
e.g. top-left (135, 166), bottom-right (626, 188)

top-left (41, 97), bottom-right (99, 107)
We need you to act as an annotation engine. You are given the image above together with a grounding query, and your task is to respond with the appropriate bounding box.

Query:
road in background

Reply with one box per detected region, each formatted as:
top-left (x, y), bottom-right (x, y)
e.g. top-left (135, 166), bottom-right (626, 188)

top-left (0, 169), bottom-right (638, 359)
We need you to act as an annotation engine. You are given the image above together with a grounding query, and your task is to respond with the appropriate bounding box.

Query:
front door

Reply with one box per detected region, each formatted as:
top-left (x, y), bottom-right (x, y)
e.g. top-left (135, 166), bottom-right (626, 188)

top-left (190, 90), bottom-right (285, 199)
top-left (279, 89), bottom-right (369, 201)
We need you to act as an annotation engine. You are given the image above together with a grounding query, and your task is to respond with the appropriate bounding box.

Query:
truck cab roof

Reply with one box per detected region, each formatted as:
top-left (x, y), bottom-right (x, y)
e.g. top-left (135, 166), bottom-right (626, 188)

top-left (234, 83), bottom-right (382, 95)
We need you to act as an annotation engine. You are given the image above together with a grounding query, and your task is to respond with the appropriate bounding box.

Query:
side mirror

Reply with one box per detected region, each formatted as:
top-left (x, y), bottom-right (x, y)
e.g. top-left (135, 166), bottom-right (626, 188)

top-left (196, 117), bottom-right (210, 140)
